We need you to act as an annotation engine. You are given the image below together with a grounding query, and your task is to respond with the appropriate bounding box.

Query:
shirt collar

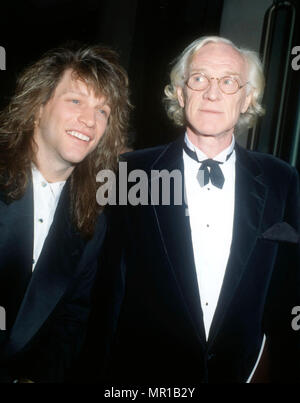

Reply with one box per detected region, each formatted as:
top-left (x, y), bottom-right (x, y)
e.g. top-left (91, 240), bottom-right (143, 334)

top-left (31, 165), bottom-right (66, 200)
top-left (184, 132), bottom-right (235, 163)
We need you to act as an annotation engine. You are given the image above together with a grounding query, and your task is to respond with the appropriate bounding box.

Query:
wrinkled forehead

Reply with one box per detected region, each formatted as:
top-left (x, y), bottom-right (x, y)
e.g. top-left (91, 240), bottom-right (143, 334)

top-left (189, 42), bottom-right (248, 78)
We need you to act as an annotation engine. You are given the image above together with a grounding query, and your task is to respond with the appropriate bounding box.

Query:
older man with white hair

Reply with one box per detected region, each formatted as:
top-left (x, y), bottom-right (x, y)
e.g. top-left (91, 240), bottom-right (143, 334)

top-left (102, 36), bottom-right (300, 384)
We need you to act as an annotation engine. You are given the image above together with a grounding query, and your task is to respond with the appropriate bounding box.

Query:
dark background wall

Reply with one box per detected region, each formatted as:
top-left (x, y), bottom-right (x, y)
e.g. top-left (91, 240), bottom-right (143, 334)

top-left (0, 0), bottom-right (299, 168)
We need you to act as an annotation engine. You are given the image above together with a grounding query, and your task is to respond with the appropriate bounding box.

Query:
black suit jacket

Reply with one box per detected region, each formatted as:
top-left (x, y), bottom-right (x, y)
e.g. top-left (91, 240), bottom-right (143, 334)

top-left (100, 135), bottom-right (300, 384)
top-left (0, 179), bottom-right (106, 382)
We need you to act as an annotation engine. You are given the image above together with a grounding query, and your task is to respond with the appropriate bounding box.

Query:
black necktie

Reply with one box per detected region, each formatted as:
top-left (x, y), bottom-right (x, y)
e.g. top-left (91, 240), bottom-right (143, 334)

top-left (183, 142), bottom-right (232, 189)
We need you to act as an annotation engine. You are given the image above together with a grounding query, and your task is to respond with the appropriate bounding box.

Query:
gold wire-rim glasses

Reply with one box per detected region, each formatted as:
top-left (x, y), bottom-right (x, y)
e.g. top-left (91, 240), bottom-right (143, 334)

top-left (185, 72), bottom-right (249, 95)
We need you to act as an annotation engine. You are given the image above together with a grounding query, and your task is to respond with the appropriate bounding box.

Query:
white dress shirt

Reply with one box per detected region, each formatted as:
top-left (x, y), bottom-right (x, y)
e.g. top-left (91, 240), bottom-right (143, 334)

top-left (183, 133), bottom-right (236, 339)
top-left (31, 166), bottom-right (66, 271)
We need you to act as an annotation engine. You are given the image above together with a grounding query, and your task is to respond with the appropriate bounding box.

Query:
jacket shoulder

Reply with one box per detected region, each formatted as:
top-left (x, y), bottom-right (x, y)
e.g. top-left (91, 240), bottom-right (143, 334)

top-left (119, 143), bottom-right (170, 170)
top-left (249, 149), bottom-right (293, 169)
top-left (238, 146), bottom-right (298, 181)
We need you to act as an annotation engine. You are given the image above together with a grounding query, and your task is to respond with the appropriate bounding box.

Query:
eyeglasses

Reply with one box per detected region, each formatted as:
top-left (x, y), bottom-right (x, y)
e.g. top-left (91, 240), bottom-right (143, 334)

top-left (185, 72), bottom-right (249, 95)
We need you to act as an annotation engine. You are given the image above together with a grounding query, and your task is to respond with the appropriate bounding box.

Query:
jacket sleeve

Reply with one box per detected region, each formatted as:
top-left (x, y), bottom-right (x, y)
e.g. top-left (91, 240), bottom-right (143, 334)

top-left (263, 167), bottom-right (300, 382)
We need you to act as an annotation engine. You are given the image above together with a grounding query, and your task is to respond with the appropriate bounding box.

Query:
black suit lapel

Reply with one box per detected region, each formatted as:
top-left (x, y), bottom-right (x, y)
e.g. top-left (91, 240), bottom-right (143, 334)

top-left (5, 181), bottom-right (86, 357)
top-left (208, 144), bottom-right (268, 345)
top-left (150, 136), bottom-right (206, 345)
top-left (0, 184), bottom-right (33, 330)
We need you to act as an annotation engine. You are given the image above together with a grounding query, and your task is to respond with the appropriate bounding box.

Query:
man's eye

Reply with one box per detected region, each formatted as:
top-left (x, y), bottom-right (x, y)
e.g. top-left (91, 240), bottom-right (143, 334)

top-left (98, 108), bottom-right (110, 118)
top-left (224, 78), bottom-right (234, 85)
top-left (71, 99), bottom-right (80, 104)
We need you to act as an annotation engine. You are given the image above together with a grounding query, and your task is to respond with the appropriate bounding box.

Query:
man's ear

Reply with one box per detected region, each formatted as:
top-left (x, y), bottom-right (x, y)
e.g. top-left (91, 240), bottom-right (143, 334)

top-left (34, 104), bottom-right (44, 127)
top-left (176, 86), bottom-right (185, 108)
top-left (241, 90), bottom-right (252, 114)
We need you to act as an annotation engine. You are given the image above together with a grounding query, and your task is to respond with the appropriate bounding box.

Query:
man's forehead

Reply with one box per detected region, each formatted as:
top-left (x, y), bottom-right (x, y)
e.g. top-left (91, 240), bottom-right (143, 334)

top-left (190, 42), bottom-right (247, 75)
top-left (56, 70), bottom-right (91, 92)
top-left (54, 69), bottom-right (107, 101)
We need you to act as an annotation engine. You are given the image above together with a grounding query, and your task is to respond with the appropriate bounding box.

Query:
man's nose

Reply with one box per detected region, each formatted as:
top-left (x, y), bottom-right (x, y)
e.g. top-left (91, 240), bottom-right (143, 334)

top-left (202, 78), bottom-right (221, 101)
top-left (78, 106), bottom-right (96, 127)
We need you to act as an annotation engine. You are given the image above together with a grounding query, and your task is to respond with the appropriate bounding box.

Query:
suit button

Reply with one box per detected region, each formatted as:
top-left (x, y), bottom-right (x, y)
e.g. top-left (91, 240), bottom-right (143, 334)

top-left (207, 353), bottom-right (215, 360)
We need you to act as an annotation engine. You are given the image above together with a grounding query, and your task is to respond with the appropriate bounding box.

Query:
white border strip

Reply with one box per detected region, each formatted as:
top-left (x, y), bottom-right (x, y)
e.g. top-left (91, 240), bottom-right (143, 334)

top-left (246, 334), bottom-right (266, 383)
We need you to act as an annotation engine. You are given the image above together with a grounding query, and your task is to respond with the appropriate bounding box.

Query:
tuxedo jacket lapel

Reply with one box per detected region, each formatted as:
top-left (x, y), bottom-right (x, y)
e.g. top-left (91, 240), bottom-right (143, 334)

top-left (208, 144), bottom-right (268, 345)
top-left (0, 184), bottom-right (33, 330)
top-left (150, 137), bottom-right (206, 345)
top-left (5, 181), bottom-right (86, 357)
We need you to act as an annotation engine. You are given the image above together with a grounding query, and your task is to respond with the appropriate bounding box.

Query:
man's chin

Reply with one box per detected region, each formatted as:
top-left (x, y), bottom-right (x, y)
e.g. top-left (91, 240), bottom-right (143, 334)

top-left (62, 152), bottom-right (90, 166)
top-left (187, 122), bottom-right (234, 139)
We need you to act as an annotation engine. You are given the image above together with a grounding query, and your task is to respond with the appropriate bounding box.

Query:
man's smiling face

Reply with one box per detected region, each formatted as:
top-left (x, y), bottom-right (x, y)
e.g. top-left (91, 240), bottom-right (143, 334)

top-left (177, 42), bottom-right (252, 141)
top-left (33, 68), bottom-right (111, 174)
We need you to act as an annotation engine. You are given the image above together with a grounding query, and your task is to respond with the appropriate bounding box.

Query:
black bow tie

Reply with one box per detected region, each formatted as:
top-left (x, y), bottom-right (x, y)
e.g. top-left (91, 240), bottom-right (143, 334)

top-left (183, 142), bottom-right (233, 189)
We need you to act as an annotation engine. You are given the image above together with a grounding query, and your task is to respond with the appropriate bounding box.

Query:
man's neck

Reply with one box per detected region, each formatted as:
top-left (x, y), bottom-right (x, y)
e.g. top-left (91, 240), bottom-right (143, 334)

top-left (186, 130), bottom-right (233, 159)
top-left (33, 158), bottom-right (74, 183)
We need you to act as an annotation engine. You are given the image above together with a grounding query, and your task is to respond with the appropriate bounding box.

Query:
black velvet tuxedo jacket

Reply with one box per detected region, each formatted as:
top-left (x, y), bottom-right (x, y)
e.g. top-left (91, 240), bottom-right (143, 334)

top-left (0, 179), bottom-right (106, 382)
top-left (102, 136), bottom-right (300, 384)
